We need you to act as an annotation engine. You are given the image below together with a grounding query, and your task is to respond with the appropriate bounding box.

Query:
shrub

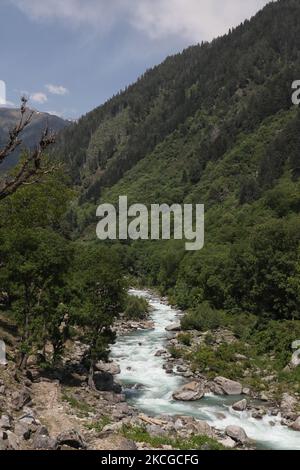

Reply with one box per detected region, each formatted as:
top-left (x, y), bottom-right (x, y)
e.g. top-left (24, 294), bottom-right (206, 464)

top-left (177, 332), bottom-right (192, 346)
top-left (168, 345), bottom-right (184, 359)
top-left (181, 302), bottom-right (225, 331)
top-left (252, 320), bottom-right (300, 369)
top-left (124, 295), bottom-right (149, 320)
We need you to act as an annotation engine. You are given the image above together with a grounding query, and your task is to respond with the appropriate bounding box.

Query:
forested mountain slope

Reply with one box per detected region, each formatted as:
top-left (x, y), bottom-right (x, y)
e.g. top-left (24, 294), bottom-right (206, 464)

top-left (0, 108), bottom-right (69, 171)
top-left (56, 0), bottom-right (300, 201)
top-left (56, 0), bottom-right (300, 326)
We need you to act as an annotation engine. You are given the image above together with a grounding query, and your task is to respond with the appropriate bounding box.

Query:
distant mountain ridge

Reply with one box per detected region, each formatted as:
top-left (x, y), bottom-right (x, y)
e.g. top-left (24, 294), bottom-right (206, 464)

top-left (0, 108), bottom-right (70, 172)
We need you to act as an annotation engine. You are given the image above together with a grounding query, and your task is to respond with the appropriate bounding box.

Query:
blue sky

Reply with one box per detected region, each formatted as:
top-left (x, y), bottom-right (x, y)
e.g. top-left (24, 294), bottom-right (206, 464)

top-left (0, 0), bottom-right (270, 119)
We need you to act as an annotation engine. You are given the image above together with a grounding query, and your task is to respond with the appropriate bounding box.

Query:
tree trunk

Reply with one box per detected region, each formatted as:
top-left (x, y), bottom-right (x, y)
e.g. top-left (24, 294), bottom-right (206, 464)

top-left (88, 360), bottom-right (96, 390)
top-left (18, 351), bottom-right (28, 370)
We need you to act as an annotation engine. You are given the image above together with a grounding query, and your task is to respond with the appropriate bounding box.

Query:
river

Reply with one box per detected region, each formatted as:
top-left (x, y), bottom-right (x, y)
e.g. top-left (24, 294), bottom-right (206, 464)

top-left (111, 289), bottom-right (300, 450)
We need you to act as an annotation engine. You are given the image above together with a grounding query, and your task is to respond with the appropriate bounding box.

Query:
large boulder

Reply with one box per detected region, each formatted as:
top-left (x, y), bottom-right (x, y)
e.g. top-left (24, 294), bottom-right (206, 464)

top-left (32, 426), bottom-right (56, 450)
top-left (14, 422), bottom-right (32, 441)
top-left (175, 416), bottom-right (213, 438)
top-left (225, 425), bottom-right (248, 444)
top-left (0, 434), bottom-right (7, 451)
top-left (0, 414), bottom-right (12, 430)
top-left (94, 372), bottom-right (122, 393)
top-left (218, 437), bottom-right (237, 449)
top-left (12, 388), bottom-right (32, 410)
top-left (280, 393), bottom-right (298, 413)
top-left (55, 429), bottom-right (87, 450)
top-left (212, 377), bottom-right (243, 396)
top-left (173, 381), bottom-right (205, 401)
top-left (4, 431), bottom-right (20, 450)
top-left (166, 323), bottom-right (181, 332)
top-left (232, 399), bottom-right (247, 412)
top-left (94, 361), bottom-right (120, 376)
top-left (290, 417), bottom-right (300, 431)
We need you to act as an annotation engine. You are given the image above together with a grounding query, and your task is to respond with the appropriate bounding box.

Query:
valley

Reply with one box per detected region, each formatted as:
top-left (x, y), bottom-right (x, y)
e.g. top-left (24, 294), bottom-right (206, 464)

top-left (0, 0), bottom-right (300, 452)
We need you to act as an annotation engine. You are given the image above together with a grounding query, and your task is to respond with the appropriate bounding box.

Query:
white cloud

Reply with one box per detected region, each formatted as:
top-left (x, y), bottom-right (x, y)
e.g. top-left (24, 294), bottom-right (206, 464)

top-left (46, 84), bottom-right (69, 95)
top-left (10, 0), bottom-right (272, 42)
top-left (133, 0), bottom-right (272, 41)
top-left (45, 110), bottom-right (64, 117)
top-left (31, 92), bottom-right (48, 104)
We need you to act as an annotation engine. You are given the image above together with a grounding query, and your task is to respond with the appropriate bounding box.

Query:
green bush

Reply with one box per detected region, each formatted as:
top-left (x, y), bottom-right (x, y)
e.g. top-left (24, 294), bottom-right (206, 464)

top-left (190, 344), bottom-right (248, 380)
top-left (168, 345), bottom-right (184, 359)
top-left (124, 295), bottom-right (149, 320)
top-left (252, 320), bottom-right (300, 369)
top-left (177, 332), bottom-right (192, 346)
top-left (181, 302), bottom-right (225, 331)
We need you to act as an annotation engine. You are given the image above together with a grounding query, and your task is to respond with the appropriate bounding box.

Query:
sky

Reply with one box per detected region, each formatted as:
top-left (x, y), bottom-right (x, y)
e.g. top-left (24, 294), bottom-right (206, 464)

top-left (0, 0), bottom-right (271, 119)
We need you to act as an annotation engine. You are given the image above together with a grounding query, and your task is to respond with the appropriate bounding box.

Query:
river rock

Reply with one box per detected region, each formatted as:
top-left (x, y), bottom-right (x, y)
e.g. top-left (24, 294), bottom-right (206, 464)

top-left (32, 426), bottom-right (56, 450)
top-left (155, 350), bottom-right (167, 357)
top-left (0, 434), bottom-right (7, 451)
top-left (212, 377), bottom-right (242, 395)
top-left (102, 421), bottom-right (124, 434)
top-left (0, 414), bottom-right (12, 430)
top-left (18, 411), bottom-right (38, 426)
top-left (218, 437), bottom-right (237, 449)
top-left (12, 388), bottom-right (32, 410)
top-left (280, 393), bottom-right (298, 414)
top-left (290, 417), bottom-right (300, 431)
top-left (3, 431), bottom-right (20, 450)
top-left (215, 412), bottom-right (226, 420)
top-left (146, 424), bottom-right (169, 437)
top-left (173, 381), bottom-right (205, 401)
top-left (232, 399), bottom-right (247, 412)
top-left (225, 425), bottom-right (248, 444)
top-left (94, 361), bottom-right (120, 376)
top-left (14, 421), bottom-right (32, 441)
top-left (251, 408), bottom-right (266, 420)
top-left (175, 416), bottom-right (213, 438)
top-left (94, 372), bottom-right (122, 393)
top-left (166, 323), bottom-right (181, 332)
top-left (55, 429), bottom-right (87, 450)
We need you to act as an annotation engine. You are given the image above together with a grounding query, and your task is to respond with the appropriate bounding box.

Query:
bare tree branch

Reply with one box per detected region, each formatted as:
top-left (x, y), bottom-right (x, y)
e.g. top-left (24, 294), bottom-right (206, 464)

top-left (0, 97), bottom-right (58, 200)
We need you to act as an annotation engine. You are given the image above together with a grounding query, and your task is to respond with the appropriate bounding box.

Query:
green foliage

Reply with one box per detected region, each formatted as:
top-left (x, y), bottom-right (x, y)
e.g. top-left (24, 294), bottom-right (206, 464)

top-left (62, 390), bottom-right (92, 416)
top-left (0, 173), bottom-right (126, 369)
top-left (182, 303), bottom-right (225, 331)
top-left (122, 425), bottom-right (225, 450)
top-left (252, 320), bottom-right (300, 369)
top-left (124, 295), bottom-right (149, 320)
top-left (0, 227), bottom-right (73, 361)
top-left (55, 0), bottom-right (300, 209)
top-left (86, 416), bottom-right (111, 433)
top-left (70, 243), bottom-right (127, 375)
top-left (177, 332), bottom-right (192, 346)
top-left (52, 0), bottom-right (300, 331)
top-left (168, 345), bottom-right (184, 359)
top-left (0, 172), bottom-right (74, 232)
top-left (189, 343), bottom-right (250, 380)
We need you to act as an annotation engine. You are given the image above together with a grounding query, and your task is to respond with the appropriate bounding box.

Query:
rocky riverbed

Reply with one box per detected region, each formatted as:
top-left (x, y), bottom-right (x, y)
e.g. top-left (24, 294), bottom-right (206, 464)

top-left (0, 289), bottom-right (299, 451)
top-left (110, 289), bottom-right (300, 450)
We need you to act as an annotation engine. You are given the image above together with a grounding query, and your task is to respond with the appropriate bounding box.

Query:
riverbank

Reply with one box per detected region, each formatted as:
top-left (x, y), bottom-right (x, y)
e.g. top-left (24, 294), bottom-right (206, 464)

top-left (0, 289), bottom-right (299, 450)
top-left (110, 289), bottom-right (300, 450)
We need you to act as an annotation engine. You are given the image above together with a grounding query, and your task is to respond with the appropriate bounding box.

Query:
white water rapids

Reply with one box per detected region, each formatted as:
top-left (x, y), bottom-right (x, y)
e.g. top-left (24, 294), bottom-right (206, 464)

top-left (111, 289), bottom-right (300, 450)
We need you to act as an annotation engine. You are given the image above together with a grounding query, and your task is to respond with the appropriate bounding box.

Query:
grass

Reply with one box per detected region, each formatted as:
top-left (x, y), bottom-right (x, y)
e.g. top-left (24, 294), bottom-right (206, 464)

top-left (62, 390), bottom-right (93, 417)
top-left (86, 416), bottom-right (112, 433)
top-left (122, 425), bottom-right (225, 450)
